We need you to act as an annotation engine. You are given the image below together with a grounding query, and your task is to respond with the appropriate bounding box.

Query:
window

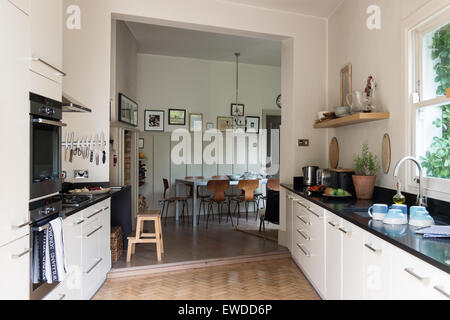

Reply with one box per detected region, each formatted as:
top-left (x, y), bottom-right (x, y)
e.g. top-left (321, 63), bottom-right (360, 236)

top-left (409, 7), bottom-right (450, 194)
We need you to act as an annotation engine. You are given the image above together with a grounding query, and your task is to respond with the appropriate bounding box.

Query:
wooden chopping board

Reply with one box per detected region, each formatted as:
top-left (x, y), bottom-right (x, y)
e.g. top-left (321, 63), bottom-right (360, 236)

top-left (382, 133), bottom-right (391, 174)
top-left (329, 137), bottom-right (339, 169)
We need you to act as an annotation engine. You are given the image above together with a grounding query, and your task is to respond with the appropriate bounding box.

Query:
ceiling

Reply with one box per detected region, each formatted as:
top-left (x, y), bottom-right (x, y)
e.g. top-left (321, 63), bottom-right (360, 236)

top-left (221, 0), bottom-right (344, 18)
top-left (125, 22), bottom-right (282, 67)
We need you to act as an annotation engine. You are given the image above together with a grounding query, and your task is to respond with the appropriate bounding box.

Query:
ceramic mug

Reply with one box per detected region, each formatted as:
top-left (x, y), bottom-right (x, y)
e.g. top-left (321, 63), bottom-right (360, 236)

top-left (410, 206), bottom-right (427, 215)
top-left (368, 204), bottom-right (389, 221)
top-left (390, 204), bottom-right (408, 215)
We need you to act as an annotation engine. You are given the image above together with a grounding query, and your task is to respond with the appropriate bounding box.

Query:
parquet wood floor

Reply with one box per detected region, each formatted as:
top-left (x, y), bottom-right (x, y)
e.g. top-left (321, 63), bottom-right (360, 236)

top-left (94, 258), bottom-right (320, 300)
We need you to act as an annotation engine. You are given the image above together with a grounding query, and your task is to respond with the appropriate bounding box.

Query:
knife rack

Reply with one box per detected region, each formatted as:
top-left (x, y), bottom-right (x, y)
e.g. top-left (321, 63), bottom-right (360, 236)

top-left (60, 139), bottom-right (106, 148)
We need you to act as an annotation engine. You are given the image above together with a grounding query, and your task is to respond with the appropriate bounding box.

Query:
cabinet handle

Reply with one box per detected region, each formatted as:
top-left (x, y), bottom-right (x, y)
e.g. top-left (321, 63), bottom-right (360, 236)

top-left (87, 208), bottom-right (103, 219)
top-left (339, 227), bottom-right (352, 236)
top-left (58, 294), bottom-right (66, 300)
top-left (12, 248), bottom-right (32, 260)
top-left (364, 243), bottom-right (382, 255)
top-left (75, 219), bottom-right (85, 226)
top-left (12, 221), bottom-right (32, 230)
top-left (404, 268), bottom-right (429, 283)
top-left (296, 215), bottom-right (311, 226)
top-left (85, 226), bottom-right (103, 238)
top-left (31, 57), bottom-right (66, 76)
top-left (296, 229), bottom-right (311, 241)
top-left (84, 258), bottom-right (103, 275)
top-left (296, 243), bottom-right (311, 257)
top-left (433, 286), bottom-right (450, 299)
top-left (328, 221), bottom-right (337, 228)
top-left (102, 206), bottom-right (110, 211)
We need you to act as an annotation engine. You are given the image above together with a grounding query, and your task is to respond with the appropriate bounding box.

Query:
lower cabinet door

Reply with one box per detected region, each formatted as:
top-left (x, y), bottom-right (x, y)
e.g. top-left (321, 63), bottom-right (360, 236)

top-left (99, 200), bottom-right (111, 275)
top-left (325, 213), bottom-right (342, 300)
top-left (0, 235), bottom-right (31, 300)
top-left (363, 234), bottom-right (392, 299)
top-left (63, 212), bottom-right (83, 300)
top-left (341, 220), bottom-right (364, 300)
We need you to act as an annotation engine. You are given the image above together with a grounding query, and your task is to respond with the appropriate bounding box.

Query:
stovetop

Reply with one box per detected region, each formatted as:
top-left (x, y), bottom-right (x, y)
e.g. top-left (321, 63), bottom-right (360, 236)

top-left (62, 194), bottom-right (93, 207)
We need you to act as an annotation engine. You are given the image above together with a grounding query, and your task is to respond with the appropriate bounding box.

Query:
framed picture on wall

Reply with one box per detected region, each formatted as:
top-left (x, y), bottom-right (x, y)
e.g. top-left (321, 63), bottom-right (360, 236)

top-left (119, 93), bottom-right (138, 127)
top-left (245, 116), bottom-right (260, 134)
top-left (189, 113), bottom-right (203, 132)
top-left (144, 110), bottom-right (165, 131)
top-left (138, 138), bottom-right (144, 149)
top-left (231, 104), bottom-right (245, 117)
top-left (217, 117), bottom-right (233, 131)
top-left (168, 109), bottom-right (186, 125)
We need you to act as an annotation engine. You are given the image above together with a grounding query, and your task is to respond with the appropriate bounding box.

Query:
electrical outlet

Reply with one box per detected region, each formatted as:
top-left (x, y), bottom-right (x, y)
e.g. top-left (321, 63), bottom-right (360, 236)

top-left (298, 139), bottom-right (310, 147)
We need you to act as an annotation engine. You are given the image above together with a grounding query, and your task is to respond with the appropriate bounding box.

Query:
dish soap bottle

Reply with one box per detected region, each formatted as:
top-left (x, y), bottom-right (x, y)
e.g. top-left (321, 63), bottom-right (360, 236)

top-left (393, 180), bottom-right (406, 204)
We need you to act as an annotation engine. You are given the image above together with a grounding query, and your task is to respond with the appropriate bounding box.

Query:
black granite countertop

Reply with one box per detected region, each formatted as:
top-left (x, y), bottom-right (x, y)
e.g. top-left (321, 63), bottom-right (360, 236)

top-left (281, 184), bottom-right (450, 274)
top-left (59, 186), bottom-right (131, 219)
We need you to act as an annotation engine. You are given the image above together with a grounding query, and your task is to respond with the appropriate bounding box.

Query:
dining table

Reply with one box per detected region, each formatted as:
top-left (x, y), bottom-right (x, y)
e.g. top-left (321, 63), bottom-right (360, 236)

top-left (175, 177), bottom-right (269, 227)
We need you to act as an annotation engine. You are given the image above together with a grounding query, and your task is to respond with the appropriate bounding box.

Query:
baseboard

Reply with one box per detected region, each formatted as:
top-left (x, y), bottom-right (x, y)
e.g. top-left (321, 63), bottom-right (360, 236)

top-left (107, 251), bottom-right (290, 279)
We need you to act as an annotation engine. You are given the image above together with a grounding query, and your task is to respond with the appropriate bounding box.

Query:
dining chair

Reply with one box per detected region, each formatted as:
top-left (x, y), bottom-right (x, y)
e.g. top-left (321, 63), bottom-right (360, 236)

top-left (257, 178), bottom-right (280, 209)
top-left (230, 179), bottom-right (260, 225)
top-left (205, 179), bottom-right (233, 229)
top-left (161, 179), bottom-right (190, 226)
top-left (185, 176), bottom-right (210, 223)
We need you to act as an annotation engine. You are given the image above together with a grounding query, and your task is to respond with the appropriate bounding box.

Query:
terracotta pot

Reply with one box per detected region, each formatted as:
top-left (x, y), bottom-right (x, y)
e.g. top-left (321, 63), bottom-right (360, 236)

top-left (352, 175), bottom-right (376, 200)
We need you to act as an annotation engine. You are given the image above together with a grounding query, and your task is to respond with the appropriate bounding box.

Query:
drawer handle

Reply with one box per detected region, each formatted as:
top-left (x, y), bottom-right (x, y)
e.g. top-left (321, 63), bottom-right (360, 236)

top-left (297, 229), bottom-right (311, 241)
top-left (306, 208), bottom-right (321, 218)
top-left (339, 227), bottom-right (352, 236)
top-left (84, 258), bottom-right (103, 275)
top-left (31, 57), bottom-right (66, 76)
top-left (75, 219), bottom-right (85, 226)
top-left (433, 286), bottom-right (450, 299)
top-left (328, 221), bottom-right (337, 228)
top-left (87, 208), bottom-right (104, 219)
top-left (102, 206), bottom-right (110, 211)
top-left (12, 221), bottom-right (32, 230)
top-left (365, 243), bottom-right (382, 255)
top-left (296, 215), bottom-right (311, 226)
top-left (12, 248), bottom-right (32, 260)
top-left (404, 268), bottom-right (429, 283)
top-left (86, 226), bottom-right (103, 238)
top-left (296, 243), bottom-right (311, 257)
top-left (297, 201), bottom-right (321, 218)
top-left (58, 294), bottom-right (66, 300)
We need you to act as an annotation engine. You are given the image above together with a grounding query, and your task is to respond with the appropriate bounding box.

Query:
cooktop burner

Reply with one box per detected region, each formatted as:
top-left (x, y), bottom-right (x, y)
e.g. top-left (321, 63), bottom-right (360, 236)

top-left (62, 194), bottom-right (93, 207)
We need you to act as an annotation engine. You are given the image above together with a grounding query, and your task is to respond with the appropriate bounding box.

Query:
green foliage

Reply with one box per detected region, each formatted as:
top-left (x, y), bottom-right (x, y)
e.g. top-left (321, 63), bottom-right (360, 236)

top-left (353, 142), bottom-right (380, 176)
top-left (420, 22), bottom-right (450, 179)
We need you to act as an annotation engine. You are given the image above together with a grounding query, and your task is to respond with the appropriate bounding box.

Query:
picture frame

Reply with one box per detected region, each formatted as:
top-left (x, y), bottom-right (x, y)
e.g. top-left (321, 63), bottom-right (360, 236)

top-left (245, 116), bottom-right (260, 134)
top-left (189, 113), bottom-right (203, 132)
top-left (217, 117), bottom-right (233, 131)
top-left (138, 138), bottom-right (144, 149)
top-left (144, 110), bottom-right (165, 132)
top-left (118, 93), bottom-right (138, 127)
top-left (340, 64), bottom-right (352, 107)
top-left (206, 122), bottom-right (215, 130)
top-left (231, 104), bottom-right (245, 117)
top-left (168, 109), bottom-right (186, 125)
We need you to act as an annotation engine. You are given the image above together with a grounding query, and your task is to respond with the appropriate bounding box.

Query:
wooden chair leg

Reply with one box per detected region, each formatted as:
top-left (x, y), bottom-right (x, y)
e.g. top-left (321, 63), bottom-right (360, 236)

top-left (126, 240), bottom-right (134, 262)
top-left (155, 222), bottom-right (162, 262)
top-left (157, 216), bottom-right (164, 253)
top-left (135, 218), bottom-right (142, 239)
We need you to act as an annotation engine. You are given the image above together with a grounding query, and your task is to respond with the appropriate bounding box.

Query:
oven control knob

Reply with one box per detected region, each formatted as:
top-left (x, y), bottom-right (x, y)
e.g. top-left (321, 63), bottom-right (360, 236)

top-left (40, 107), bottom-right (50, 114)
top-left (48, 108), bottom-right (55, 115)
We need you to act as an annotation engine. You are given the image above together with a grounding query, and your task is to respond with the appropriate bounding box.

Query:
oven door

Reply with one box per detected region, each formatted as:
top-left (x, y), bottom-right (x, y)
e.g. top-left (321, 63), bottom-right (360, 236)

top-left (30, 117), bottom-right (65, 200)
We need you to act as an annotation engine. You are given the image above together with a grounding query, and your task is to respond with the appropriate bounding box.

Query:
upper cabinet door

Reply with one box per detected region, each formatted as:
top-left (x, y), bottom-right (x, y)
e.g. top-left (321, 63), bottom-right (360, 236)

top-left (30, 0), bottom-right (63, 82)
top-left (0, 0), bottom-right (30, 247)
top-left (8, 0), bottom-right (30, 14)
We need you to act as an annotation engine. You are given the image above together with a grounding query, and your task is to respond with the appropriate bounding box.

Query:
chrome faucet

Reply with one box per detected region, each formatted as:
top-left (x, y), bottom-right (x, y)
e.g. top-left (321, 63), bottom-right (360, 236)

top-left (393, 156), bottom-right (426, 207)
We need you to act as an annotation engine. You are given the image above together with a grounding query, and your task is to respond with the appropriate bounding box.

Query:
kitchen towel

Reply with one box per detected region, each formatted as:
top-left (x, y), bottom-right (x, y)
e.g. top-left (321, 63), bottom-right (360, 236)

top-left (415, 226), bottom-right (450, 238)
top-left (49, 218), bottom-right (67, 282)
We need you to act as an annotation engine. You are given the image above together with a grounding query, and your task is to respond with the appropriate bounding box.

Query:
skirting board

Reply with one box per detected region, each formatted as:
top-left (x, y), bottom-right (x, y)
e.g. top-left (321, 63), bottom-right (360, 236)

top-left (107, 251), bottom-right (290, 279)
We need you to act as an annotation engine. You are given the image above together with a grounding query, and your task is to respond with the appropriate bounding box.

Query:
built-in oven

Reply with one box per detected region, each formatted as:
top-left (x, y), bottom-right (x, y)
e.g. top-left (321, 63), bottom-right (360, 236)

top-left (30, 93), bottom-right (66, 201)
top-left (29, 196), bottom-right (63, 300)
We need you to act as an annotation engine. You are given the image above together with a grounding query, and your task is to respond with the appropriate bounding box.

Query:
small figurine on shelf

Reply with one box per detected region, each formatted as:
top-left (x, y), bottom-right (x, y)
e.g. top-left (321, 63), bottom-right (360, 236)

top-left (363, 76), bottom-right (377, 112)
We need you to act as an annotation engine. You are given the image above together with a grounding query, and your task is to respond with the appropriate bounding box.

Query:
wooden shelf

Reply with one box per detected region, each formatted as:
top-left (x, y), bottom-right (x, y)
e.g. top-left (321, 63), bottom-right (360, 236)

top-left (314, 112), bottom-right (390, 128)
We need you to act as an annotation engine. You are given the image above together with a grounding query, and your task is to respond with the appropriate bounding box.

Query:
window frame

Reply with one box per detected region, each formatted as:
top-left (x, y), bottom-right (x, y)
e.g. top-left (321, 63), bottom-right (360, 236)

top-left (404, 2), bottom-right (450, 201)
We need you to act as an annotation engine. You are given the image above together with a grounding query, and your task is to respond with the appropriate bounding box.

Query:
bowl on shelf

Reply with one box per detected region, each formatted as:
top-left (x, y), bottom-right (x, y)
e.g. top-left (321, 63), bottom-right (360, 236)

top-left (334, 106), bottom-right (351, 118)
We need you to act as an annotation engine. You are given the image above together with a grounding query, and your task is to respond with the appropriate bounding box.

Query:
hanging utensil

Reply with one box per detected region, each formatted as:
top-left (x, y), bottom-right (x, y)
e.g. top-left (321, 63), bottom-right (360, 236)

top-left (69, 132), bottom-right (74, 163)
top-left (101, 132), bottom-right (106, 164)
top-left (95, 134), bottom-right (100, 165)
top-left (64, 132), bottom-right (69, 162)
top-left (89, 136), bottom-right (94, 163)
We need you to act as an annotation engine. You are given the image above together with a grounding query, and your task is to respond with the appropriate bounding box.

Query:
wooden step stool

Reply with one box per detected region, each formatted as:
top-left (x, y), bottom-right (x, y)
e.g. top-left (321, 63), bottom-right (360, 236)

top-left (127, 210), bottom-right (164, 262)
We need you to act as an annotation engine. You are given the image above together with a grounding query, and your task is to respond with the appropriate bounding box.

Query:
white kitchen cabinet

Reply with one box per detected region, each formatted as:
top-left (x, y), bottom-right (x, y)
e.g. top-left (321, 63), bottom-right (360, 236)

top-left (8, 0), bottom-right (29, 14)
top-left (429, 267), bottom-right (450, 300)
top-left (341, 220), bottom-right (364, 300)
top-left (99, 200), bottom-right (112, 276)
top-left (0, 0), bottom-right (30, 248)
top-left (284, 191), bottom-right (293, 252)
top-left (0, 235), bottom-right (31, 300)
top-left (325, 212), bottom-right (343, 300)
top-left (363, 233), bottom-right (393, 299)
top-left (29, 0), bottom-right (63, 100)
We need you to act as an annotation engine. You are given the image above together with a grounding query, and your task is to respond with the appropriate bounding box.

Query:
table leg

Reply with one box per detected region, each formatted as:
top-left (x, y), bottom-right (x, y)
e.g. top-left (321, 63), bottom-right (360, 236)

top-left (193, 182), bottom-right (198, 227)
top-left (175, 182), bottom-right (180, 221)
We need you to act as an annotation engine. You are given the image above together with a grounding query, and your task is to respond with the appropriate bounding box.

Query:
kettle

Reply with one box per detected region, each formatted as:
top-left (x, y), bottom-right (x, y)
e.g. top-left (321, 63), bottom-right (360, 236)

top-left (302, 166), bottom-right (319, 186)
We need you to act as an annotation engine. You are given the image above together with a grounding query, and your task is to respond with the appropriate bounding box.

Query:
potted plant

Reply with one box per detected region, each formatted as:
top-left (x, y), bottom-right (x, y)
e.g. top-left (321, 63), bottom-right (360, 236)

top-left (352, 142), bottom-right (380, 200)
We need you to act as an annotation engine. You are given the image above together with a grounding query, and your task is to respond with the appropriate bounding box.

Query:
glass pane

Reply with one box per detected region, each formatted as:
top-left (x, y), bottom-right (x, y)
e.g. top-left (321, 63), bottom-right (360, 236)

top-left (33, 123), bottom-right (60, 182)
top-left (417, 103), bottom-right (450, 179)
top-left (421, 21), bottom-right (449, 101)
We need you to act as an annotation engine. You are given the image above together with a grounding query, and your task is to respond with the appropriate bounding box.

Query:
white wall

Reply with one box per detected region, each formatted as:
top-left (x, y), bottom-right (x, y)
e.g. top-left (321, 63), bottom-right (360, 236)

top-left (62, 0), bottom-right (328, 187)
top-left (136, 54), bottom-right (281, 132)
top-left (327, 0), bottom-right (438, 195)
